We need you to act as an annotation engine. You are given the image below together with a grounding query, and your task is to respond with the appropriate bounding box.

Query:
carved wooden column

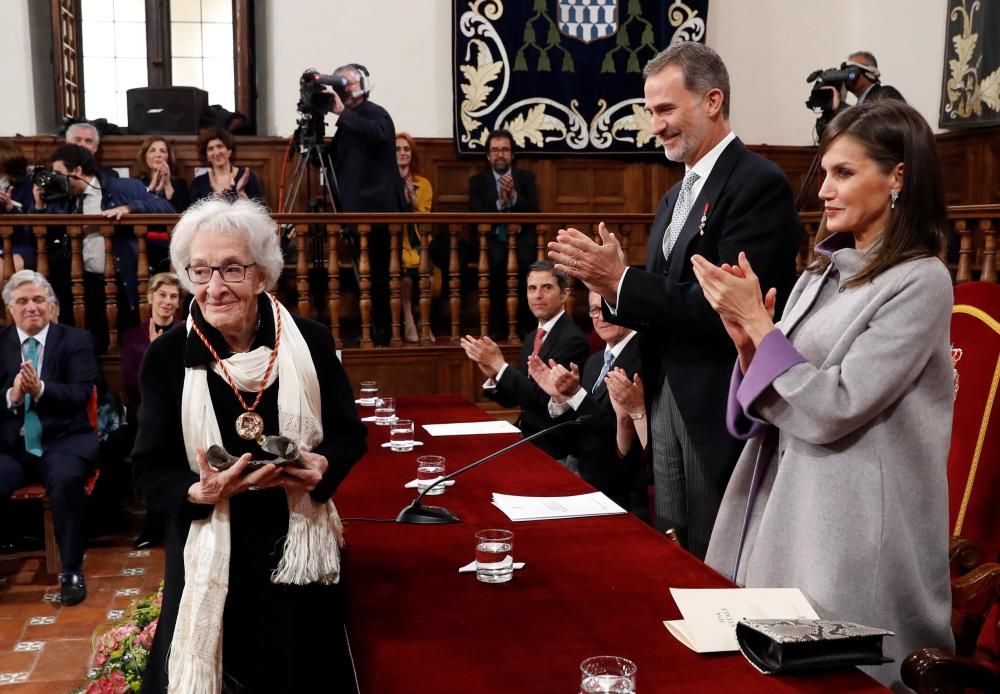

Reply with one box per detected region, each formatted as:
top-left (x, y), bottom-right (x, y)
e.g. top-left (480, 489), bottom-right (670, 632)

top-left (0, 225), bottom-right (13, 281)
top-left (448, 223), bottom-right (462, 344)
top-left (418, 223), bottom-right (433, 344)
top-left (67, 225), bottom-right (85, 329)
top-left (388, 223), bottom-right (402, 347)
top-left (33, 227), bottom-right (49, 277)
top-left (956, 219), bottom-right (973, 283)
top-left (358, 224), bottom-right (373, 348)
top-left (101, 225), bottom-right (119, 353)
top-left (477, 223), bottom-right (490, 338)
top-left (980, 218), bottom-right (996, 283)
top-left (295, 223), bottom-right (312, 318)
top-left (536, 223), bottom-right (549, 261)
top-left (506, 224), bottom-right (519, 343)
top-left (327, 224), bottom-right (341, 344)
top-left (135, 225), bottom-right (150, 324)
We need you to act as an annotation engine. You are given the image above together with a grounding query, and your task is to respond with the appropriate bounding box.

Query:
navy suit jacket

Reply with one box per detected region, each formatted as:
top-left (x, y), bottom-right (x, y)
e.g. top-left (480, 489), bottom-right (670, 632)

top-left (0, 322), bottom-right (99, 461)
top-left (609, 137), bottom-right (800, 495)
top-left (486, 312), bottom-right (589, 457)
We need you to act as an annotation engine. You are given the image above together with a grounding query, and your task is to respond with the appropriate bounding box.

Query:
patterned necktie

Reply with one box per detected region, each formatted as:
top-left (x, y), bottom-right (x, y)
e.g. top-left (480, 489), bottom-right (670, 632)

top-left (595, 349), bottom-right (615, 389)
top-left (23, 337), bottom-right (43, 456)
top-left (531, 328), bottom-right (545, 357)
top-left (662, 170), bottom-right (700, 261)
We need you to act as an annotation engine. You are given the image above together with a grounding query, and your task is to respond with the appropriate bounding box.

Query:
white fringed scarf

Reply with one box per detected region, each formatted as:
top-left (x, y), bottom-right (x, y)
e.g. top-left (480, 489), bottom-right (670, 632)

top-left (168, 296), bottom-right (344, 694)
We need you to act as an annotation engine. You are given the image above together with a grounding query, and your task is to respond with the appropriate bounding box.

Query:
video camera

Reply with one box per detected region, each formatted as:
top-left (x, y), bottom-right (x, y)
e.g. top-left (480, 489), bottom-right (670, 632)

top-left (295, 69), bottom-right (352, 146)
top-left (805, 63), bottom-right (866, 113)
top-left (32, 167), bottom-right (72, 204)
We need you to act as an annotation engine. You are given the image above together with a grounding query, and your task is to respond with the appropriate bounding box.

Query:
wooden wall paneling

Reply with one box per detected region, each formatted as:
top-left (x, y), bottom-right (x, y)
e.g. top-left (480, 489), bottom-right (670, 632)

top-left (936, 134), bottom-right (981, 206)
top-left (985, 137), bottom-right (1000, 204)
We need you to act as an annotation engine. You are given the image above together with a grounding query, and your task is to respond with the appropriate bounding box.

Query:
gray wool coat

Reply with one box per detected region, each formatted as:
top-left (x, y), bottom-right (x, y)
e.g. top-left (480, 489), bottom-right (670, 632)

top-left (705, 235), bottom-right (955, 692)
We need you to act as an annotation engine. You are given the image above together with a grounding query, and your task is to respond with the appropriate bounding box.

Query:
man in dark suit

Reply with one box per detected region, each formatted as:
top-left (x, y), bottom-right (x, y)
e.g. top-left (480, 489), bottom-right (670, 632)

top-left (845, 51), bottom-right (905, 105)
top-left (529, 291), bottom-right (645, 514)
top-left (468, 129), bottom-right (540, 338)
top-left (460, 261), bottom-right (589, 459)
top-left (548, 43), bottom-right (800, 558)
top-left (326, 63), bottom-right (406, 345)
top-left (0, 271), bottom-right (99, 604)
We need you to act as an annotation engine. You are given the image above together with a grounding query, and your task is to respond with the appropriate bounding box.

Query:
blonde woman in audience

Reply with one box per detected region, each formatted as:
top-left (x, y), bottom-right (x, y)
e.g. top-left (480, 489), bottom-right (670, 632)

top-left (396, 131), bottom-right (433, 342)
top-left (694, 100), bottom-right (953, 691)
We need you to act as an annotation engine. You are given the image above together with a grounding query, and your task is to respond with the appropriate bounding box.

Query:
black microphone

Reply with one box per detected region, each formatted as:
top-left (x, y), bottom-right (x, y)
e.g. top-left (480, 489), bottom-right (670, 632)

top-left (395, 414), bottom-right (594, 524)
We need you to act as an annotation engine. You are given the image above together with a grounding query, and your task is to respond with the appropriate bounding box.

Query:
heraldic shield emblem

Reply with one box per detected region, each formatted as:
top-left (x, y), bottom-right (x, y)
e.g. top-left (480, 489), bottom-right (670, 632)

top-left (558, 0), bottom-right (619, 44)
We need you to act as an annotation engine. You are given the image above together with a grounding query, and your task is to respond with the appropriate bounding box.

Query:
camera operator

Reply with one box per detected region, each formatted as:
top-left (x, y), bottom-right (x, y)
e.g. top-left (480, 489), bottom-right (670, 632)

top-left (325, 63), bottom-right (406, 346)
top-left (29, 144), bottom-right (173, 350)
top-left (844, 51), bottom-right (904, 105)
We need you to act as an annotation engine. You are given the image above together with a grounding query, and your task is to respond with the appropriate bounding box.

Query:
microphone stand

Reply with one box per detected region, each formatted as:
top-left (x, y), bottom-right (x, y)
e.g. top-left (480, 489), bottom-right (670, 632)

top-left (395, 415), bottom-right (590, 524)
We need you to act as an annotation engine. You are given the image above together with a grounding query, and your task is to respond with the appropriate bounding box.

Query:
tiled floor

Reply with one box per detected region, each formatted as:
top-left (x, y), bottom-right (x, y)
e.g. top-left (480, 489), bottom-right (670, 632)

top-left (0, 541), bottom-right (165, 692)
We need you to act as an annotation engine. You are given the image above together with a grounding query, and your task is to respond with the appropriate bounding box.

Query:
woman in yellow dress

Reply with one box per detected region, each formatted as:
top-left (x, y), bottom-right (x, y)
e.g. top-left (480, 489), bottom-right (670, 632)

top-left (396, 132), bottom-right (433, 342)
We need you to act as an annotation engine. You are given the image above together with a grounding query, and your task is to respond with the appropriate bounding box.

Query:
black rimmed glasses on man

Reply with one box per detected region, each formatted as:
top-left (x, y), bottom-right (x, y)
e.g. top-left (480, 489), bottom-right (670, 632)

top-left (186, 263), bottom-right (257, 284)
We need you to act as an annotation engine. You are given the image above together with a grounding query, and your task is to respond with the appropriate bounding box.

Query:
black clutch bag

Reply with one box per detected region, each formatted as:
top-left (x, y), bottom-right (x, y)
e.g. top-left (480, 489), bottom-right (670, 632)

top-left (736, 618), bottom-right (893, 675)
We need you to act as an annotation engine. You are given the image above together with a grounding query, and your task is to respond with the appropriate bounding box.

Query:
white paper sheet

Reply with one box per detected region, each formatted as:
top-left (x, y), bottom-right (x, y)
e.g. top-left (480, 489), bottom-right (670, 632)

top-left (491, 492), bottom-right (626, 521)
top-left (422, 420), bottom-right (521, 436)
top-left (664, 588), bottom-right (819, 653)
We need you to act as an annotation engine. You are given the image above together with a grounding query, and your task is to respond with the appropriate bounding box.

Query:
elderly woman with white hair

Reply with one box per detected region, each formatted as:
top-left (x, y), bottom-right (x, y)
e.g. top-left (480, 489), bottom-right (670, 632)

top-left (132, 198), bottom-right (366, 693)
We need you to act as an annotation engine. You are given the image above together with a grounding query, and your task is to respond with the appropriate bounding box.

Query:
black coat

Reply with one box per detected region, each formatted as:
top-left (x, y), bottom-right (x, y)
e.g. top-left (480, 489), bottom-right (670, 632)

top-left (610, 137), bottom-right (800, 496)
top-left (486, 312), bottom-right (590, 458)
top-left (133, 296), bottom-right (366, 693)
top-left (549, 334), bottom-right (643, 507)
top-left (0, 322), bottom-right (99, 461)
top-left (467, 167), bottom-right (540, 215)
top-left (328, 99), bottom-right (405, 213)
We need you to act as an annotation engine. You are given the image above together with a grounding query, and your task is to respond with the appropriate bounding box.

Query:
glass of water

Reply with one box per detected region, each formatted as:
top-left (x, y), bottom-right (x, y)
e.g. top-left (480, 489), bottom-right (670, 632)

top-left (374, 397), bottom-right (396, 425)
top-left (416, 455), bottom-right (446, 495)
top-left (390, 419), bottom-right (415, 452)
top-left (359, 380), bottom-right (378, 406)
top-left (474, 529), bottom-right (514, 584)
top-left (579, 656), bottom-right (636, 693)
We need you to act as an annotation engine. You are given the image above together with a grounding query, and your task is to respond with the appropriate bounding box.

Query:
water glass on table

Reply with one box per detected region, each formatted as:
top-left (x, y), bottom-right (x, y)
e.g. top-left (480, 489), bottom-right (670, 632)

top-left (579, 656), bottom-right (637, 693)
top-left (474, 529), bottom-right (514, 584)
top-left (359, 380), bottom-right (379, 406)
top-left (390, 419), bottom-right (415, 452)
top-left (416, 455), bottom-right (446, 494)
top-left (374, 397), bottom-right (396, 425)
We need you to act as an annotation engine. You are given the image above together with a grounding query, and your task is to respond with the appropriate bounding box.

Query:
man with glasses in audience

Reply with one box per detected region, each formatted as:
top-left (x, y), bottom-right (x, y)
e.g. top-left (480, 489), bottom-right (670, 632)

top-left (468, 129), bottom-right (540, 338)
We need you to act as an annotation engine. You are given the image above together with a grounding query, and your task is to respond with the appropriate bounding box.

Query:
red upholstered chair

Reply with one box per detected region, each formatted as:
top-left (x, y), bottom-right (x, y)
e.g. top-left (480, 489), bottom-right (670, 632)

top-left (8, 386), bottom-right (101, 577)
top-left (947, 282), bottom-right (1000, 559)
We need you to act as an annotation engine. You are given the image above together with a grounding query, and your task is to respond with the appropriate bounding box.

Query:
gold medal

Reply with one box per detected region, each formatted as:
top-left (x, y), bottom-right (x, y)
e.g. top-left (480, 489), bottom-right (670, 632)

top-left (236, 411), bottom-right (265, 440)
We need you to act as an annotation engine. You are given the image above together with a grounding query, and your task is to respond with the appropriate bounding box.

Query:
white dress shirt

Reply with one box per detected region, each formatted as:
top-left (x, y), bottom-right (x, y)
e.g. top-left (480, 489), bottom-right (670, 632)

top-left (547, 330), bottom-right (637, 416)
top-left (484, 310), bottom-right (566, 390)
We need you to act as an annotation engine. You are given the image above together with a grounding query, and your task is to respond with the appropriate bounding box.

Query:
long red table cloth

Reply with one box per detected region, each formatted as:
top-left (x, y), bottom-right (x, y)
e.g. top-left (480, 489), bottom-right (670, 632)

top-left (337, 396), bottom-right (886, 693)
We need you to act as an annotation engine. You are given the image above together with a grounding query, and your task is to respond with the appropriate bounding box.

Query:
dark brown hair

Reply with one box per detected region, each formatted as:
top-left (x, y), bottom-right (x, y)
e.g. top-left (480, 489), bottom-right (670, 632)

top-left (811, 100), bottom-right (945, 287)
top-left (134, 136), bottom-right (177, 179)
top-left (196, 127), bottom-right (236, 163)
top-left (0, 140), bottom-right (28, 181)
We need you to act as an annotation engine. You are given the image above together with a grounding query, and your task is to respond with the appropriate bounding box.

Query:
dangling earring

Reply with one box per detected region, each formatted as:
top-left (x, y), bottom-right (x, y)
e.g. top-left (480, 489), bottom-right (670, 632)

top-left (890, 190), bottom-right (899, 209)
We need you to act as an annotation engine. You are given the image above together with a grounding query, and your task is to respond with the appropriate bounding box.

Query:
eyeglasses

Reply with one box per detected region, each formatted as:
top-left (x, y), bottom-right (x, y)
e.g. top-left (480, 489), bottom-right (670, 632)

top-left (588, 307), bottom-right (603, 318)
top-left (489, 147), bottom-right (512, 154)
top-left (185, 263), bottom-right (257, 284)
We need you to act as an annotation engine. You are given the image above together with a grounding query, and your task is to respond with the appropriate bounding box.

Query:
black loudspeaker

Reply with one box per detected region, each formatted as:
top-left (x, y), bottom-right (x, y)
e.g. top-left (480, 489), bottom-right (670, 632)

top-left (127, 87), bottom-right (209, 135)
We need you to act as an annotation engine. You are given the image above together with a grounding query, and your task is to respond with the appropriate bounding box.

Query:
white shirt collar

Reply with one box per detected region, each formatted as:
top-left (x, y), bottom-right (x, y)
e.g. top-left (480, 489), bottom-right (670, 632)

top-left (16, 322), bottom-right (51, 348)
top-left (604, 329), bottom-right (636, 361)
top-left (537, 309), bottom-right (565, 335)
top-left (687, 130), bottom-right (737, 181)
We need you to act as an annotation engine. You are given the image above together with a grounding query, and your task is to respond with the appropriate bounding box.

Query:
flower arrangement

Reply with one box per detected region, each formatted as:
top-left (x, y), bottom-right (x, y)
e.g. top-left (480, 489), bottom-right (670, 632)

top-left (77, 584), bottom-right (163, 694)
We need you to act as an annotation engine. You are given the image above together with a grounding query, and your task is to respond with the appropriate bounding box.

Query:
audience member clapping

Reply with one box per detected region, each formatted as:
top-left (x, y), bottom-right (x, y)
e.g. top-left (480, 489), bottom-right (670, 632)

top-left (134, 137), bottom-right (190, 213)
top-left (396, 132), bottom-right (433, 342)
top-left (189, 127), bottom-right (263, 204)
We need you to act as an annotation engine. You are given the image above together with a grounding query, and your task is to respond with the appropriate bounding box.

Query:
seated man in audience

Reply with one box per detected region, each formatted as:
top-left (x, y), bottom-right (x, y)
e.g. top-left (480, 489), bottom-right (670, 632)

top-left (0, 270), bottom-right (100, 605)
top-left (468, 129), bottom-right (540, 338)
top-left (65, 121), bottom-right (120, 180)
top-left (29, 144), bottom-right (173, 349)
top-left (528, 291), bottom-right (645, 514)
top-left (460, 261), bottom-right (589, 458)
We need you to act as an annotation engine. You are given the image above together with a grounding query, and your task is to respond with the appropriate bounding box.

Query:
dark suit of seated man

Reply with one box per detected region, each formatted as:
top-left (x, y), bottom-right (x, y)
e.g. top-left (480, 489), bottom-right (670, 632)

top-left (529, 291), bottom-right (644, 514)
top-left (0, 271), bottom-right (99, 605)
top-left (460, 261), bottom-right (589, 459)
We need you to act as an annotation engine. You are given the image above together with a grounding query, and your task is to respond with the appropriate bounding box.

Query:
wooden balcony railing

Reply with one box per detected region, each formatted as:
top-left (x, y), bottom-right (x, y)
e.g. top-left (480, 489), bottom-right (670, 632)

top-left (0, 208), bottom-right (996, 352)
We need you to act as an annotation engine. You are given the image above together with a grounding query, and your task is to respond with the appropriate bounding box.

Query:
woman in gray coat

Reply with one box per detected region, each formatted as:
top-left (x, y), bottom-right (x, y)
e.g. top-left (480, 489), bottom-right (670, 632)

top-left (691, 100), bottom-right (954, 691)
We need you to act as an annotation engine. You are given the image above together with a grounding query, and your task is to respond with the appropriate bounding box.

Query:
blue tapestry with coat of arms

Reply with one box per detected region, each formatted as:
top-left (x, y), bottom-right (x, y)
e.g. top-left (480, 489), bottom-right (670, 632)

top-left (453, 0), bottom-right (710, 156)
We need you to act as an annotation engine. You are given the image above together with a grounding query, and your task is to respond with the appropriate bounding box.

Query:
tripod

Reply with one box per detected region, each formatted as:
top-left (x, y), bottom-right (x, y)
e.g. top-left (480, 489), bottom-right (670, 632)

top-left (281, 127), bottom-right (341, 214)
